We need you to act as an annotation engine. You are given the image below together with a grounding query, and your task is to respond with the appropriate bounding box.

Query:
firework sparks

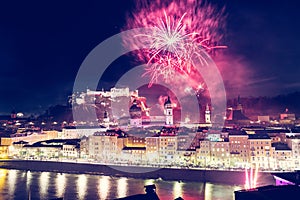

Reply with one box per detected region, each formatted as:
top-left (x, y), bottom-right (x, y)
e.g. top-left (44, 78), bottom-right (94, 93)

top-left (124, 0), bottom-right (227, 87)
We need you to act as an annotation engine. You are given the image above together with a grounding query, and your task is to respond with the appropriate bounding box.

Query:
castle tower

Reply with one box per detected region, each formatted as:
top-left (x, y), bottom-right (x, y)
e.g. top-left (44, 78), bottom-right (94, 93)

top-left (205, 104), bottom-right (211, 124)
top-left (164, 96), bottom-right (173, 125)
top-left (129, 99), bottom-right (142, 127)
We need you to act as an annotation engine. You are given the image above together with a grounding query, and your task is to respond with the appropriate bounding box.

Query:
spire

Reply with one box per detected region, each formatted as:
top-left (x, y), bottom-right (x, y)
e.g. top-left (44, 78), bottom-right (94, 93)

top-left (164, 96), bottom-right (172, 106)
top-left (205, 104), bottom-right (211, 124)
top-left (206, 104), bottom-right (209, 111)
top-left (237, 95), bottom-right (243, 112)
top-left (164, 96), bottom-right (173, 125)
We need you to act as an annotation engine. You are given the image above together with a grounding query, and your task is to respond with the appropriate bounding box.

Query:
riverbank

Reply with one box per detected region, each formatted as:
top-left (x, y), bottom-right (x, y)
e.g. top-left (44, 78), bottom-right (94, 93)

top-left (0, 160), bottom-right (275, 186)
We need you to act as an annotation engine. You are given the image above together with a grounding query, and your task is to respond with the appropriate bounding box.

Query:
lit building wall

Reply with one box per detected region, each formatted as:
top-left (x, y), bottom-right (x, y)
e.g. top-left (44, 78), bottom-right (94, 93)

top-left (120, 147), bottom-right (146, 164)
top-left (0, 145), bottom-right (9, 158)
top-left (88, 132), bottom-right (118, 162)
top-left (145, 137), bottom-right (159, 163)
top-left (110, 87), bottom-right (130, 98)
top-left (229, 135), bottom-right (249, 167)
top-left (210, 141), bottom-right (230, 168)
top-left (248, 137), bottom-right (273, 169)
top-left (177, 135), bottom-right (193, 150)
top-left (62, 144), bottom-right (79, 158)
top-left (22, 146), bottom-right (61, 159)
top-left (62, 127), bottom-right (107, 139)
top-left (274, 149), bottom-right (293, 170)
top-left (0, 138), bottom-right (12, 146)
top-left (158, 136), bottom-right (177, 164)
top-left (125, 137), bottom-right (145, 148)
top-left (80, 137), bottom-right (89, 159)
top-left (206, 133), bottom-right (222, 142)
top-left (287, 137), bottom-right (300, 169)
top-left (129, 118), bottom-right (142, 127)
top-left (175, 150), bottom-right (196, 166)
top-left (146, 135), bottom-right (177, 164)
top-left (196, 140), bottom-right (211, 167)
top-left (42, 130), bottom-right (59, 140)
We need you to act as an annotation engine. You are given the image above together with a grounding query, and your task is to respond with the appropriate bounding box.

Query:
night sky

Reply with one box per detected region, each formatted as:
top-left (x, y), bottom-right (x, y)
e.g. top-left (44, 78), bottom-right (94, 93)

top-left (0, 0), bottom-right (299, 114)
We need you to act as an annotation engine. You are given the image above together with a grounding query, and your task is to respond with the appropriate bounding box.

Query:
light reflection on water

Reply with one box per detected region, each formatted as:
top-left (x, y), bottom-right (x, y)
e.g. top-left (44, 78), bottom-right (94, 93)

top-left (0, 168), bottom-right (245, 200)
top-left (7, 169), bottom-right (17, 198)
top-left (39, 172), bottom-right (50, 199)
top-left (173, 181), bottom-right (183, 199)
top-left (77, 174), bottom-right (87, 200)
top-left (56, 173), bottom-right (66, 198)
top-left (26, 171), bottom-right (32, 192)
top-left (117, 177), bottom-right (128, 198)
top-left (0, 169), bottom-right (7, 192)
top-left (98, 176), bottom-right (110, 200)
top-left (205, 183), bottom-right (213, 200)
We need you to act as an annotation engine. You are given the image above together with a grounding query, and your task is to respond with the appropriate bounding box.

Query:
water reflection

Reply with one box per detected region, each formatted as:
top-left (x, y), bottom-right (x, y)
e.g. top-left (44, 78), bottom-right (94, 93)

top-left (0, 169), bottom-right (7, 192)
top-left (98, 176), bottom-right (110, 199)
top-left (39, 172), bottom-right (50, 199)
top-left (204, 183), bottom-right (213, 200)
top-left (8, 170), bottom-right (17, 198)
top-left (77, 174), bottom-right (87, 200)
top-left (173, 181), bottom-right (183, 199)
top-left (0, 169), bottom-right (256, 200)
top-left (117, 177), bottom-right (128, 198)
top-left (26, 171), bottom-right (32, 192)
top-left (56, 173), bottom-right (66, 198)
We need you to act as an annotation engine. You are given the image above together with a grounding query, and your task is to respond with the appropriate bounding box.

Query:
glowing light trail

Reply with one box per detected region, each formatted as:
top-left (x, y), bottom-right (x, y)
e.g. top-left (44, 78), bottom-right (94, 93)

top-left (244, 166), bottom-right (259, 190)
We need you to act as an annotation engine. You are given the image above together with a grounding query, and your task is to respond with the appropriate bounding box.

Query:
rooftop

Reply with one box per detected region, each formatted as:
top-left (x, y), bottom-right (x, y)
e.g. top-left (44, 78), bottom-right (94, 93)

top-left (248, 133), bottom-right (271, 140)
top-left (24, 139), bottom-right (80, 148)
top-left (122, 146), bottom-right (146, 151)
top-left (272, 142), bottom-right (291, 151)
top-left (228, 130), bottom-right (248, 136)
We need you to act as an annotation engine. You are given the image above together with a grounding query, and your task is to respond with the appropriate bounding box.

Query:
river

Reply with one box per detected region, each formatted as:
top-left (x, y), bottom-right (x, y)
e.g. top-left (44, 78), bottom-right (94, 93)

top-left (0, 168), bottom-right (245, 200)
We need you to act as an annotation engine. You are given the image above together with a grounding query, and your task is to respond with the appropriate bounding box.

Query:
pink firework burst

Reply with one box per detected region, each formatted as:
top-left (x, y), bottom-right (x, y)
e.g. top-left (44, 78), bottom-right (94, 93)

top-left (124, 0), bottom-right (227, 87)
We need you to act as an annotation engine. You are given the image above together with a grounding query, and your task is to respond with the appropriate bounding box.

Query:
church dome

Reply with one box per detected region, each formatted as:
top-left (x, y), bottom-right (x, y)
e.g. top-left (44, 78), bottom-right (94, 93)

top-left (129, 100), bottom-right (142, 119)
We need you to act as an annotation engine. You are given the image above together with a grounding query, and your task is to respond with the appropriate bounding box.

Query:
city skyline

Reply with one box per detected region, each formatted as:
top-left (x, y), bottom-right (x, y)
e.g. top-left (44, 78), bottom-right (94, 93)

top-left (1, 1), bottom-right (300, 199)
top-left (0, 0), bottom-right (300, 114)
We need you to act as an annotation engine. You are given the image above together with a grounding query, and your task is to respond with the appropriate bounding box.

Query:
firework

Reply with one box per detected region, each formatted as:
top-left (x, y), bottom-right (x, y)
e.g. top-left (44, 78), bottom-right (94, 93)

top-left (124, 0), bottom-right (226, 87)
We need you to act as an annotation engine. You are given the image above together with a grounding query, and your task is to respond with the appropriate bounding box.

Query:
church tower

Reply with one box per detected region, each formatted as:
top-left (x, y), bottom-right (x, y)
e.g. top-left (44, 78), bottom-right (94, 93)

top-left (237, 95), bottom-right (243, 112)
top-left (164, 96), bottom-right (173, 125)
top-left (205, 104), bottom-right (211, 124)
